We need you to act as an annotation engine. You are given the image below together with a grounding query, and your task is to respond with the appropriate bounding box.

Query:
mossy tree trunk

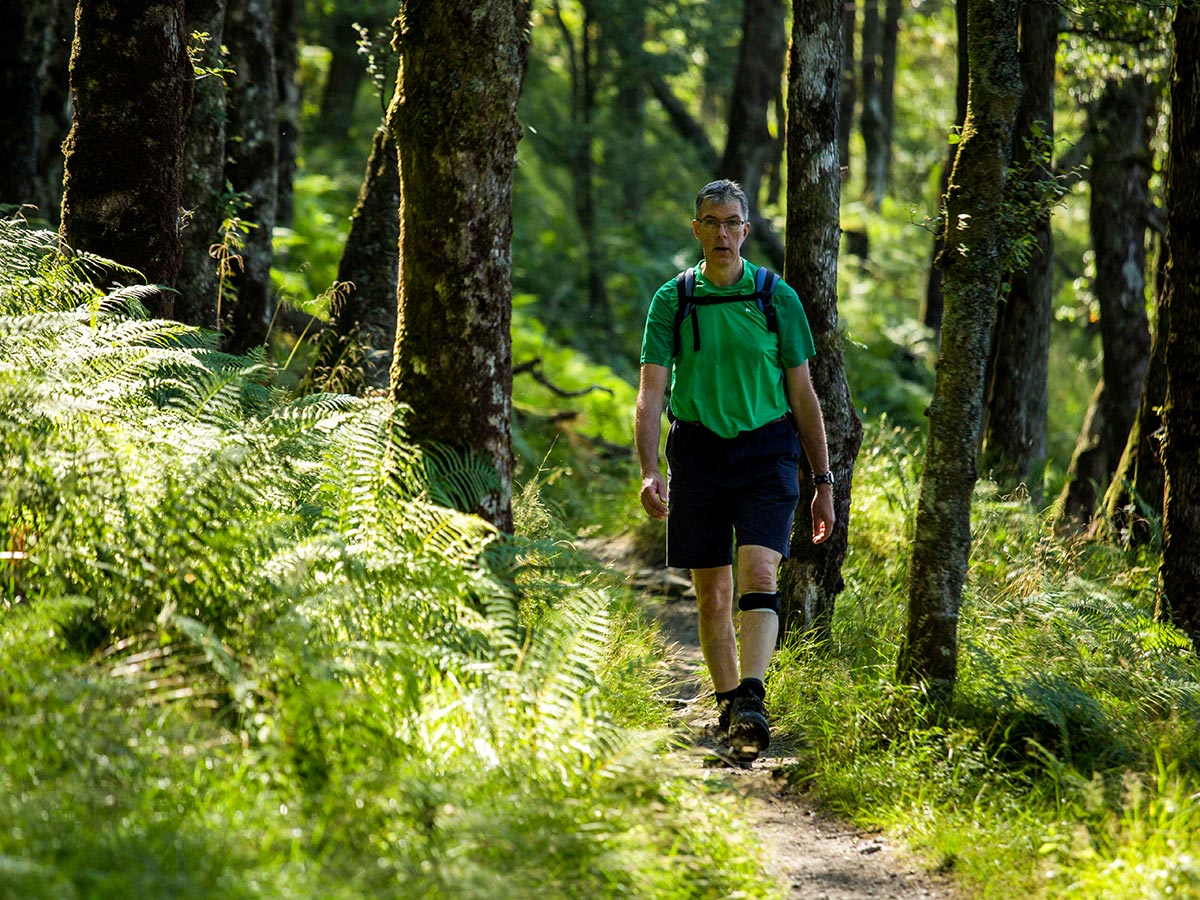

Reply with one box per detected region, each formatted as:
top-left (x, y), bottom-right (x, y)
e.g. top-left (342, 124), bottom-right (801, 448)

top-left (897, 0), bottom-right (1020, 700)
top-left (779, 0), bottom-right (864, 640)
top-left (980, 0), bottom-right (1056, 504)
top-left (1158, 4), bottom-right (1200, 650)
top-left (59, 0), bottom-right (193, 314)
top-left (388, 0), bottom-right (530, 533)
top-left (177, 0), bottom-right (228, 328)
top-left (222, 0), bottom-right (277, 351)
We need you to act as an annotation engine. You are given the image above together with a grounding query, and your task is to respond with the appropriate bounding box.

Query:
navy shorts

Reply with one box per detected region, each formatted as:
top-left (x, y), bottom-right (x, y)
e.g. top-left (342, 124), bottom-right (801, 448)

top-left (664, 416), bottom-right (802, 569)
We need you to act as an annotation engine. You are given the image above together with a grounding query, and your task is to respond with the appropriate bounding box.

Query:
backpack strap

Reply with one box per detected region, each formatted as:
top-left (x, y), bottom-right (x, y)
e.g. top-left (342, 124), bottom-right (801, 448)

top-left (753, 266), bottom-right (780, 335)
top-left (672, 267), bottom-right (698, 357)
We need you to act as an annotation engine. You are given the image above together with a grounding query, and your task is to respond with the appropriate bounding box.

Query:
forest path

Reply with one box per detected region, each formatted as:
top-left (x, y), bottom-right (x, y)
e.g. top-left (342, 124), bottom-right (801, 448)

top-left (593, 534), bottom-right (965, 900)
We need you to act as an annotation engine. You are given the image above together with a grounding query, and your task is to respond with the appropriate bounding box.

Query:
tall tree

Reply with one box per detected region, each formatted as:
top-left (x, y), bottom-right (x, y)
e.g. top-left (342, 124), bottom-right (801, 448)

top-left (1158, 3), bottom-right (1200, 650)
top-left (778, 0), bottom-right (863, 639)
top-left (921, 0), bottom-right (968, 339)
top-left (1056, 72), bottom-right (1156, 530)
top-left (859, 0), bottom-right (883, 208)
top-left (897, 0), bottom-right (1021, 699)
top-left (720, 0), bottom-right (788, 220)
top-left (980, 0), bottom-right (1057, 503)
top-left (388, 0), bottom-right (530, 533)
top-left (59, 0), bottom-right (194, 315)
top-left (877, 0), bottom-right (902, 197)
top-left (177, 0), bottom-right (229, 328)
top-left (838, 0), bottom-right (857, 171)
top-left (222, 0), bottom-right (278, 350)
top-left (274, 0), bottom-right (301, 228)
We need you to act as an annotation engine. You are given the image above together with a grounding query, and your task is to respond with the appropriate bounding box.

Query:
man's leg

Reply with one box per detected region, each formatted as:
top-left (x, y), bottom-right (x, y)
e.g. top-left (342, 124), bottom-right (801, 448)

top-left (735, 544), bottom-right (782, 680)
top-left (691, 564), bottom-right (738, 694)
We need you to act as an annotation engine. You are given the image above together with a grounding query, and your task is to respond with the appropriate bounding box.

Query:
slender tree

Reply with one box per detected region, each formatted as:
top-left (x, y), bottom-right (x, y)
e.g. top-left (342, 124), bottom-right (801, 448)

top-left (860, 0), bottom-right (883, 208)
top-left (0, 0), bottom-right (53, 211)
top-left (222, 0), bottom-right (278, 350)
top-left (274, 0), bottom-right (301, 228)
top-left (1158, 3), bottom-right (1200, 649)
top-left (389, 0), bottom-right (530, 532)
top-left (60, 0), bottom-right (194, 315)
top-left (897, 0), bottom-right (1021, 699)
top-left (177, 0), bottom-right (229, 328)
top-left (778, 0), bottom-right (863, 639)
top-left (980, 0), bottom-right (1057, 503)
top-left (1056, 72), bottom-right (1156, 530)
top-left (838, 0), bottom-right (857, 171)
top-left (317, 124), bottom-right (399, 394)
top-left (921, 0), bottom-right (968, 339)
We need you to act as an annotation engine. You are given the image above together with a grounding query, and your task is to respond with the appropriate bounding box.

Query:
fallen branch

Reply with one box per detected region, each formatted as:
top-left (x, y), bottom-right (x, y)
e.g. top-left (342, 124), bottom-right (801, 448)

top-left (514, 357), bottom-right (614, 398)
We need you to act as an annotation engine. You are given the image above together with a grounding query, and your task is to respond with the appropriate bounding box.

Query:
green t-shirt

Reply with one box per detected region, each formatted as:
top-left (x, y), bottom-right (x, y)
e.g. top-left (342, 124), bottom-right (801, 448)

top-left (639, 259), bottom-right (816, 438)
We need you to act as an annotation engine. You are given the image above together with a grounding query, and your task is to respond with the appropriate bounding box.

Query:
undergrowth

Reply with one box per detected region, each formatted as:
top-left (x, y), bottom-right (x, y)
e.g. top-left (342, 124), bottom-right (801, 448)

top-left (0, 218), bottom-right (776, 900)
top-left (768, 418), bottom-right (1200, 900)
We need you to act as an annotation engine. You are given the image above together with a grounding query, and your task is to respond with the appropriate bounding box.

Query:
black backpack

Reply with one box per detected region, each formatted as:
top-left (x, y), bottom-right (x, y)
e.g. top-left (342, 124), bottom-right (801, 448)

top-left (672, 265), bottom-right (781, 358)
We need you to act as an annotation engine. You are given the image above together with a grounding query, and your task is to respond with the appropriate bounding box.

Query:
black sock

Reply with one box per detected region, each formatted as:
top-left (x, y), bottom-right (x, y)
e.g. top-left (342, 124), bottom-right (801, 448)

top-left (738, 677), bottom-right (765, 700)
top-left (715, 687), bottom-right (738, 708)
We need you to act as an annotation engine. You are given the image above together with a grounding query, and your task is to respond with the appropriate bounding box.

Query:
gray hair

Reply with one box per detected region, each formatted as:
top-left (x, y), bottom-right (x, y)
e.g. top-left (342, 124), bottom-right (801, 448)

top-left (694, 179), bottom-right (749, 220)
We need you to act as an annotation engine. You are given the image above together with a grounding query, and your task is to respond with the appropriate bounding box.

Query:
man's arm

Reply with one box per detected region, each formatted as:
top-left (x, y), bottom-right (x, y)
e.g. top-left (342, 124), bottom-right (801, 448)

top-left (636, 363), bottom-right (670, 520)
top-left (784, 362), bottom-right (835, 544)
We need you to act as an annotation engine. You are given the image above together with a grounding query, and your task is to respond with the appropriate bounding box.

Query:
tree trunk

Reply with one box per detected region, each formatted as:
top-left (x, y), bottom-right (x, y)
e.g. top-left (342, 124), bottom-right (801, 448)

top-left (720, 0), bottom-right (788, 215)
top-left (779, 0), bottom-right (864, 640)
top-left (317, 124), bottom-right (399, 394)
top-left (316, 15), bottom-right (365, 140)
top-left (860, 0), bottom-right (883, 208)
top-left (1056, 73), bottom-right (1155, 531)
top-left (921, 0), bottom-right (968, 339)
top-left (60, 0), bottom-right (193, 314)
top-left (1096, 239), bottom-right (1167, 545)
top-left (980, 0), bottom-right (1055, 503)
top-left (839, 0), bottom-right (857, 172)
top-left (897, 0), bottom-right (1020, 700)
top-left (32, 0), bottom-right (75, 224)
top-left (0, 0), bottom-right (54, 210)
top-left (605, 3), bottom-right (648, 213)
top-left (274, 0), bottom-right (300, 228)
top-left (1056, 378), bottom-right (1108, 532)
top-left (222, 0), bottom-right (278, 351)
top-left (388, 0), bottom-right (529, 533)
top-left (1158, 4), bottom-right (1200, 650)
top-left (177, 0), bottom-right (228, 328)
top-left (878, 0), bottom-right (902, 196)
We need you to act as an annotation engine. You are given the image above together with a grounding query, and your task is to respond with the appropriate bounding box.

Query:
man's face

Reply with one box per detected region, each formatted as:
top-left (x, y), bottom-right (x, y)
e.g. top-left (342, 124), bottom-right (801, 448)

top-left (692, 199), bottom-right (749, 264)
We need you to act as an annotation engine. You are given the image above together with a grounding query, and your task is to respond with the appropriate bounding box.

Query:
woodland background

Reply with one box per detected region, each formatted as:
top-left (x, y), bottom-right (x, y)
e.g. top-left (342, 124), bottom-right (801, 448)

top-left (2, 1), bottom-right (1200, 898)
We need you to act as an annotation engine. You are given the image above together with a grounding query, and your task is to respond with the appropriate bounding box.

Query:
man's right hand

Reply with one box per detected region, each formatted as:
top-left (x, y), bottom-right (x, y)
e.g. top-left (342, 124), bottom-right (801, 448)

top-left (640, 472), bottom-right (669, 520)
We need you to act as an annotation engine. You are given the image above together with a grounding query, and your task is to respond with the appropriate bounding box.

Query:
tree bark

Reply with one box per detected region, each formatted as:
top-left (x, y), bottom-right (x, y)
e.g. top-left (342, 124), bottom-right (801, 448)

top-left (317, 124), bottom-right (399, 394)
top-left (921, 0), bottom-right (968, 339)
top-left (778, 0), bottom-right (864, 641)
top-left (60, 0), bottom-right (194, 314)
top-left (388, 0), bottom-right (529, 533)
top-left (222, 0), bottom-right (278, 351)
top-left (316, 14), bottom-right (366, 140)
top-left (177, 0), bottom-right (228, 328)
top-left (980, 0), bottom-right (1056, 503)
top-left (877, 0), bottom-right (902, 197)
top-left (897, 0), bottom-right (1020, 700)
top-left (1158, 4), bottom-right (1200, 650)
top-left (274, 0), bottom-right (300, 228)
top-left (1057, 73), bottom-right (1155, 530)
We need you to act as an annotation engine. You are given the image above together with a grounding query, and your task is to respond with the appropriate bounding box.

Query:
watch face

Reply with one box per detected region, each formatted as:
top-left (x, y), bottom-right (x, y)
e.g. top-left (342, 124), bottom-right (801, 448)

top-left (813, 471), bottom-right (835, 485)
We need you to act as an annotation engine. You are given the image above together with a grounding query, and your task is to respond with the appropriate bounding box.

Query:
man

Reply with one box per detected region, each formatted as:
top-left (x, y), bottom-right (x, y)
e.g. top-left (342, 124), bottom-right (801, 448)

top-left (635, 179), bottom-right (835, 763)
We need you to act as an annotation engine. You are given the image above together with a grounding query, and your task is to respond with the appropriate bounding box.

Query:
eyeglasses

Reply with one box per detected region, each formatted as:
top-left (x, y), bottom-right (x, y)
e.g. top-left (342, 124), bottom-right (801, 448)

top-left (696, 217), bottom-right (746, 233)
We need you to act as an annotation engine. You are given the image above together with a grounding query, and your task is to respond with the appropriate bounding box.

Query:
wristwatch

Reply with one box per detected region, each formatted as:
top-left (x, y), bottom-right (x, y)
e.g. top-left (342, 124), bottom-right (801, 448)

top-left (812, 470), bottom-right (836, 486)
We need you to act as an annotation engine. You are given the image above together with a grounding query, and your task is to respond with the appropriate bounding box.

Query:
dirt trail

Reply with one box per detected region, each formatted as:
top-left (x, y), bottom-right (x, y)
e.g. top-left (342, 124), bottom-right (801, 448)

top-left (597, 536), bottom-right (965, 900)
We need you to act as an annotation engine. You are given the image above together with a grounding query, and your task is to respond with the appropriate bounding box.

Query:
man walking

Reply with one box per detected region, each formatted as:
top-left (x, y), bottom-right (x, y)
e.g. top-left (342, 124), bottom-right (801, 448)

top-left (635, 179), bottom-right (835, 762)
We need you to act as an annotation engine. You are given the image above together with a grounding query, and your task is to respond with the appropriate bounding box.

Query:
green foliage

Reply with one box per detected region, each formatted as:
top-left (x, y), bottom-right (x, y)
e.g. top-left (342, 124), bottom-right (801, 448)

top-left (0, 221), bottom-right (776, 900)
top-left (768, 419), bottom-right (1200, 899)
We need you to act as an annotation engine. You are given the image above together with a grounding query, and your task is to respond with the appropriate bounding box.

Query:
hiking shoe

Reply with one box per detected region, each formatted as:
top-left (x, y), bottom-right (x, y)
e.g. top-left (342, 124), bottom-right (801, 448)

top-left (727, 690), bottom-right (770, 761)
top-left (715, 696), bottom-right (734, 741)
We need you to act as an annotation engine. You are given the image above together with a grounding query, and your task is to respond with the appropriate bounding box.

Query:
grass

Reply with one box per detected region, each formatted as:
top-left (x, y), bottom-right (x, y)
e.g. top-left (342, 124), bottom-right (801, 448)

top-left (765, 418), bottom-right (1200, 900)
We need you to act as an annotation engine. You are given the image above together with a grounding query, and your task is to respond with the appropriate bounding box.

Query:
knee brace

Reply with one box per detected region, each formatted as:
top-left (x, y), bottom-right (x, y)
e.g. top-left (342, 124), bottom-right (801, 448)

top-left (737, 591), bottom-right (780, 614)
